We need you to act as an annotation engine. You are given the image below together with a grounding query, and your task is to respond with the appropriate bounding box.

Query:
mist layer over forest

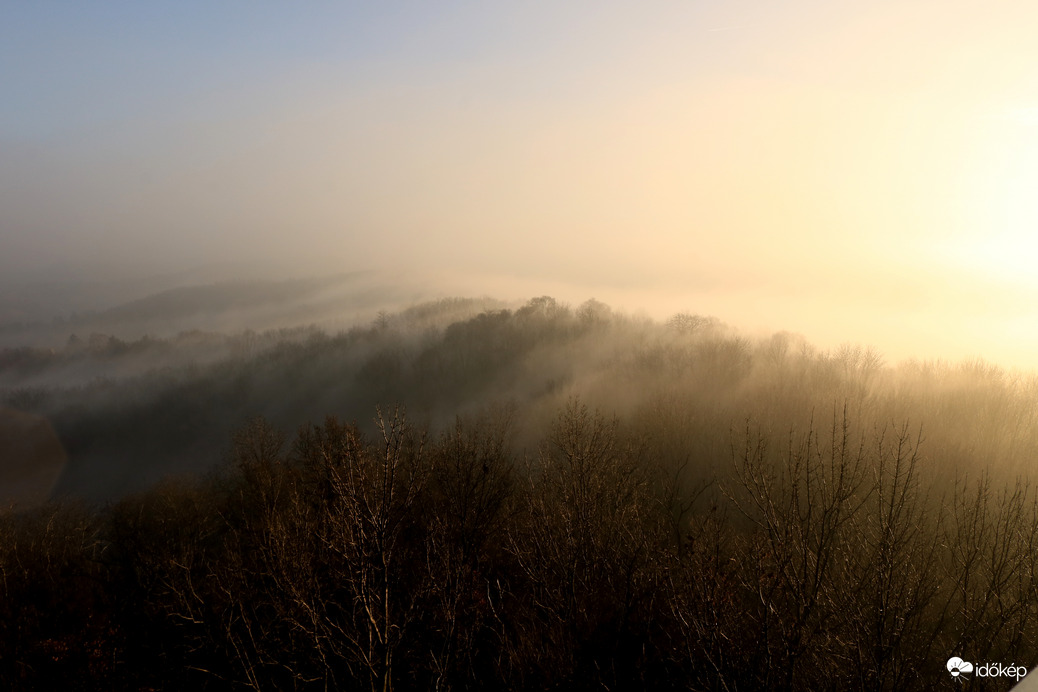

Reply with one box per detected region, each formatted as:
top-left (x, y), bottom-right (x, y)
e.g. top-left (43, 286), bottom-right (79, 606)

top-left (3, 284), bottom-right (1038, 689)
top-left (4, 285), bottom-right (1037, 503)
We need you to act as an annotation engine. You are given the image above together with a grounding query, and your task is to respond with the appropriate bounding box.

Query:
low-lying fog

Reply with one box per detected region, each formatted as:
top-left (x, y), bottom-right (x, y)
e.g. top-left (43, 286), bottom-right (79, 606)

top-left (2, 263), bottom-right (1038, 506)
top-left (3, 262), bottom-right (1037, 372)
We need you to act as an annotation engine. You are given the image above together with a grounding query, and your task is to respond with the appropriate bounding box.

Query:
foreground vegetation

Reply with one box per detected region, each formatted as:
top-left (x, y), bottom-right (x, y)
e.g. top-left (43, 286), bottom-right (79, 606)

top-left (3, 403), bottom-right (1037, 690)
top-left (3, 296), bottom-right (1038, 689)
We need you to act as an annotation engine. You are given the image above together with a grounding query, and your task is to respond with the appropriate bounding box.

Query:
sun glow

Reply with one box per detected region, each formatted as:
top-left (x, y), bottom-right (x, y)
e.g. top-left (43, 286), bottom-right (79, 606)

top-left (943, 106), bottom-right (1038, 286)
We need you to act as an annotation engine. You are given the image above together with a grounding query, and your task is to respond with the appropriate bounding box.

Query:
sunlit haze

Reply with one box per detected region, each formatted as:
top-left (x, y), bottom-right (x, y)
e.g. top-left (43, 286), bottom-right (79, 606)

top-left (4, 1), bottom-right (1038, 367)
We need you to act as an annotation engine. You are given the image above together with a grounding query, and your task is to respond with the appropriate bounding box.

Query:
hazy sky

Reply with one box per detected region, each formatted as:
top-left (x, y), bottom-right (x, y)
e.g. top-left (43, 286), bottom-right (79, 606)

top-left (4, 1), bottom-right (1038, 366)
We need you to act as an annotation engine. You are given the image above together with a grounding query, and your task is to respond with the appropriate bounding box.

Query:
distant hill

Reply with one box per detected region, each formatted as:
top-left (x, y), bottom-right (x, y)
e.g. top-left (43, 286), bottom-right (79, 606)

top-left (0, 270), bottom-right (431, 348)
top-left (92, 273), bottom-right (367, 324)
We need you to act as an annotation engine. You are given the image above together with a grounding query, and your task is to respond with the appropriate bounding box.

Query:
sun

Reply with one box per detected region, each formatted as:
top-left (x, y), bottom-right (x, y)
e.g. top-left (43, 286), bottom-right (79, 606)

top-left (946, 107), bottom-right (1038, 286)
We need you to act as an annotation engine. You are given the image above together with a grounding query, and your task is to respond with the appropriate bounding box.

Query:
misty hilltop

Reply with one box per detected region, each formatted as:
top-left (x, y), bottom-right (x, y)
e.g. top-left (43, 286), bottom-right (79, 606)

top-left (1, 291), bottom-right (1035, 504)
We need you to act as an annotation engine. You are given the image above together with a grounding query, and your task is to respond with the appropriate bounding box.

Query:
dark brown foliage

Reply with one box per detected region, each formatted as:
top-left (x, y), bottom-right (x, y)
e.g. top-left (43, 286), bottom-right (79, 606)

top-left (3, 400), bottom-right (1038, 690)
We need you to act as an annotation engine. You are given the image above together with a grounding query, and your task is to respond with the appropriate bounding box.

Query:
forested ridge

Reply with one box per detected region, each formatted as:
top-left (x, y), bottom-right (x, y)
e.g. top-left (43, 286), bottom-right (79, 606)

top-left (2, 296), bottom-right (1038, 690)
